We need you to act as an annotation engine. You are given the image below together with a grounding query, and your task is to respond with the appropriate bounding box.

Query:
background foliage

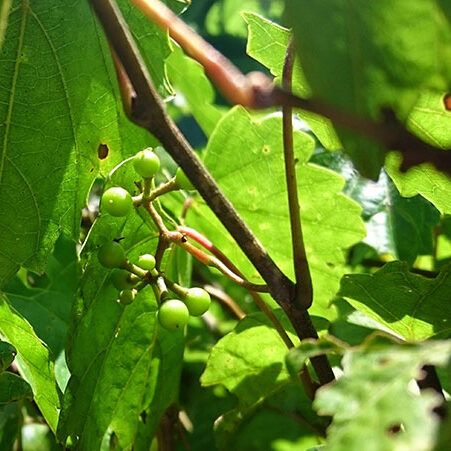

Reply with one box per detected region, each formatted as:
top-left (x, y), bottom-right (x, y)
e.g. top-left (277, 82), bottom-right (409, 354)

top-left (0, 0), bottom-right (450, 450)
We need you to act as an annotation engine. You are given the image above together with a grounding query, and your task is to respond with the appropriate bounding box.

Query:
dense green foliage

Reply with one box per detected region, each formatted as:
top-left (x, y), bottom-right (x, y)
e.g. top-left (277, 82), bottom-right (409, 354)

top-left (0, 0), bottom-right (450, 450)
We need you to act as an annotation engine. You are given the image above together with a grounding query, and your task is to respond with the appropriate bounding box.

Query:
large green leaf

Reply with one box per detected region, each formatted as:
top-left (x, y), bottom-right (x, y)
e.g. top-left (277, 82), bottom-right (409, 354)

top-left (288, 337), bottom-right (450, 451)
top-left (285, 0), bottom-right (451, 178)
top-left (58, 210), bottom-right (183, 449)
top-left (201, 310), bottom-right (298, 407)
top-left (0, 295), bottom-right (60, 433)
top-left (244, 12), bottom-right (341, 151)
top-left (339, 261), bottom-right (451, 340)
top-left (186, 108), bottom-right (365, 318)
top-left (0, 0), bottom-right (169, 287)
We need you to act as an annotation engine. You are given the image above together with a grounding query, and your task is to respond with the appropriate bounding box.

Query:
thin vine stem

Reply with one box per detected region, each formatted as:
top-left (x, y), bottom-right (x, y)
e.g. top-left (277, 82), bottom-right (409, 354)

top-left (282, 37), bottom-right (313, 311)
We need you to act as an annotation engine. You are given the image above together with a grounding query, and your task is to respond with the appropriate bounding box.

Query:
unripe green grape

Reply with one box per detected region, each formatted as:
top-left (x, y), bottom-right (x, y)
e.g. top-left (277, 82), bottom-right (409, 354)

top-left (118, 289), bottom-right (135, 305)
top-left (98, 242), bottom-right (127, 269)
top-left (183, 287), bottom-right (211, 316)
top-left (111, 269), bottom-right (137, 290)
top-left (158, 299), bottom-right (189, 331)
top-left (101, 187), bottom-right (133, 217)
top-left (175, 168), bottom-right (195, 191)
top-left (133, 148), bottom-right (160, 178)
top-left (137, 254), bottom-right (156, 271)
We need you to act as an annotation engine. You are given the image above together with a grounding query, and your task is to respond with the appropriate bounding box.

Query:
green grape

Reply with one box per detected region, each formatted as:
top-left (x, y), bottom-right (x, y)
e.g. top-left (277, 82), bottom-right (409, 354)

top-left (98, 242), bottom-right (127, 269)
top-left (183, 287), bottom-right (211, 316)
top-left (118, 289), bottom-right (135, 305)
top-left (175, 168), bottom-right (195, 191)
top-left (133, 148), bottom-right (160, 178)
top-left (137, 254), bottom-right (156, 271)
top-left (158, 299), bottom-right (189, 331)
top-left (111, 269), bottom-right (137, 290)
top-left (101, 187), bottom-right (133, 217)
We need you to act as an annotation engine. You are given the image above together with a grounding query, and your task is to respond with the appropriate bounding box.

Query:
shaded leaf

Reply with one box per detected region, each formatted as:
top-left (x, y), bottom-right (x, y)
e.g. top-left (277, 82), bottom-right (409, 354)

top-left (285, 0), bottom-right (451, 178)
top-left (0, 372), bottom-right (32, 403)
top-left (0, 340), bottom-right (16, 373)
top-left (0, 402), bottom-right (21, 450)
top-left (339, 262), bottom-right (451, 340)
top-left (206, 0), bottom-right (284, 38)
top-left (3, 235), bottom-right (77, 357)
top-left (0, 296), bottom-right (60, 432)
top-left (361, 173), bottom-right (439, 265)
top-left (166, 44), bottom-right (223, 136)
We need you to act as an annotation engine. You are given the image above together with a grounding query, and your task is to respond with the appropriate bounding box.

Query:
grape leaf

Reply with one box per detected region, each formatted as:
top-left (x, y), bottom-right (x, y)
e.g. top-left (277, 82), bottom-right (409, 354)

top-left (244, 12), bottom-right (341, 151)
top-left (186, 108), bottom-right (365, 318)
top-left (201, 310), bottom-right (297, 407)
top-left (0, 295), bottom-right (60, 432)
top-left (339, 261), bottom-right (451, 340)
top-left (0, 0), bottom-right (167, 287)
top-left (287, 337), bottom-right (450, 451)
top-left (285, 0), bottom-right (451, 178)
top-left (386, 153), bottom-right (451, 215)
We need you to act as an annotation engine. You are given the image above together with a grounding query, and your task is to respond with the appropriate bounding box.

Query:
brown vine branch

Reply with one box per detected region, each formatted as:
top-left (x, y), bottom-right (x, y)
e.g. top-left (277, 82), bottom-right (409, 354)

top-left (90, 0), bottom-right (334, 385)
top-left (131, 0), bottom-right (451, 176)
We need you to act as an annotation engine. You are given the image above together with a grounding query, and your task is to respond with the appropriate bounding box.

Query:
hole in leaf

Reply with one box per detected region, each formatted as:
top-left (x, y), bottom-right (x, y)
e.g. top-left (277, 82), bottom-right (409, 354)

top-left (386, 423), bottom-right (403, 435)
top-left (97, 143), bottom-right (109, 159)
top-left (444, 93), bottom-right (451, 111)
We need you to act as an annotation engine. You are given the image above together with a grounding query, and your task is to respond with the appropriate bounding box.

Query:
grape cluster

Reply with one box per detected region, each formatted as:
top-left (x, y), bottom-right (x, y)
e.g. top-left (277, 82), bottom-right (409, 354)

top-left (97, 148), bottom-right (210, 331)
